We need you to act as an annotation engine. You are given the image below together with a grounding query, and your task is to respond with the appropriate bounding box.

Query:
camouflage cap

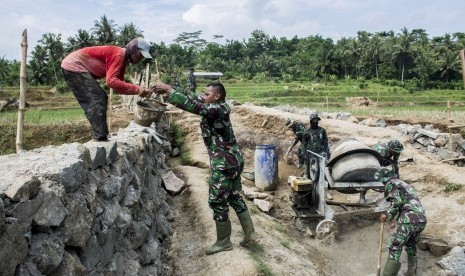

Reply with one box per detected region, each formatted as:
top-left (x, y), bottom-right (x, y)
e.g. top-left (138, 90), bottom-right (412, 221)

top-left (309, 113), bottom-right (321, 121)
top-left (387, 139), bottom-right (403, 153)
top-left (285, 118), bottom-right (294, 128)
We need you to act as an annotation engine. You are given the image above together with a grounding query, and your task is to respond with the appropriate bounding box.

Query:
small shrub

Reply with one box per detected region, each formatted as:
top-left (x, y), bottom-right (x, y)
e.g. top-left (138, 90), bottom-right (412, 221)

top-left (444, 183), bottom-right (463, 192)
top-left (55, 81), bottom-right (70, 94)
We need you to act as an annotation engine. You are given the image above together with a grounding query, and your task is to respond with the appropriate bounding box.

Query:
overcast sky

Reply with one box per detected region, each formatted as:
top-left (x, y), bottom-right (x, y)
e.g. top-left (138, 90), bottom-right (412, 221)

top-left (1, 0), bottom-right (464, 60)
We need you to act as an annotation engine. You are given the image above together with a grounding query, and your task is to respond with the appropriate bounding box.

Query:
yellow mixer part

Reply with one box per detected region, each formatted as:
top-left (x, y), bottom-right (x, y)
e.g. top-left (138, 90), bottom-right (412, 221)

top-left (292, 177), bottom-right (313, 192)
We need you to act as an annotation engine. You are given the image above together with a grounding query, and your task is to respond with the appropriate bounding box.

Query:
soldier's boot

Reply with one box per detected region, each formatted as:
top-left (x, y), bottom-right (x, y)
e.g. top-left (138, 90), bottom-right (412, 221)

top-left (405, 255), bottom-right (417, 276)
top-left (206, 220), bottom-right (233, 255)
top-left (237, 210), bottom-right (258, 247)
top-left (382, 259), bottom-right (401, 276)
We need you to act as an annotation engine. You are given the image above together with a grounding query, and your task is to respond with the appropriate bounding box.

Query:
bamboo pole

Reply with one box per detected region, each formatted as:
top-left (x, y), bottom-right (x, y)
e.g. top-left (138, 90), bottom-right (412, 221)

top-left (460, 50), bottom-right (465, 90)
top-left (449, 127), bottom-right (454, 159)
top-left (145, 62), bottom-right (150, 88)
top-left (16, 29), bottom-right (28, 154)
top-left (447, 100), bottom-right (452, 123)
top-left (155, 59), bottom-right (165, 103)
top-left (108, 88), bottom-right (113, 132)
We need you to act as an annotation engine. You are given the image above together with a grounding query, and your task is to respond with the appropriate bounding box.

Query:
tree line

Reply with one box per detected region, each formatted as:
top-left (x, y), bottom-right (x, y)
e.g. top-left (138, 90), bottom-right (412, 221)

top-left (1, 15), bottom-right (464, 92)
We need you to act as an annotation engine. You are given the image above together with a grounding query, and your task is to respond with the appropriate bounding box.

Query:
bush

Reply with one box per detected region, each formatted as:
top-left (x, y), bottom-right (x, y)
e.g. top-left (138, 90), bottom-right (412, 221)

top-left (55, 81), bottom-right (70, 94)
top-left (444, 183), bottom-right (463, 192)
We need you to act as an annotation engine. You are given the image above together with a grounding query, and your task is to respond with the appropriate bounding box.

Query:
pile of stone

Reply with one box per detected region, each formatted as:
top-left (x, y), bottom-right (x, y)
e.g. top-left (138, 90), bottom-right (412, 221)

top-left (395, 123), bottom-right (465, 163)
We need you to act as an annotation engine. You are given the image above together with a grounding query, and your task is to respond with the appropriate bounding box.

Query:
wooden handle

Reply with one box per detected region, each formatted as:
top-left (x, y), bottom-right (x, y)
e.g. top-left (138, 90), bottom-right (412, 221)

top-left (376, 222), bottom-right (385, 276)
top-left (154, 59), bottom-right (165, 104)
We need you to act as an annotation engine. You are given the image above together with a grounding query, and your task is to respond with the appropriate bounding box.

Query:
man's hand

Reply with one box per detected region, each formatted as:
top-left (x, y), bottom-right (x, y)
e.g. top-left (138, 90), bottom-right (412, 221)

top-left (138, 87), bottom-right (153, 98)
top-left (379, 213), bottom-right (387, 222)
top-left (285, 145), bottom-right (293, 156)
top-left (151, 81), bottom-right (174, 95)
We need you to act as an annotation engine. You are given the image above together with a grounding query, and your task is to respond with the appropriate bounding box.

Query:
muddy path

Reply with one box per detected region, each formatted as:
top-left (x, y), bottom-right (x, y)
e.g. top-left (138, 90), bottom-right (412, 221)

top-left (166, 104), bottom-right (465, 276)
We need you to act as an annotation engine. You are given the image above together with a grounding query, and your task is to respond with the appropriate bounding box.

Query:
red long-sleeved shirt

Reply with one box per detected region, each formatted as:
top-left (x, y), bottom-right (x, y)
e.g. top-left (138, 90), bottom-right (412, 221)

top-left (61, 46), bottom-right (141, 95)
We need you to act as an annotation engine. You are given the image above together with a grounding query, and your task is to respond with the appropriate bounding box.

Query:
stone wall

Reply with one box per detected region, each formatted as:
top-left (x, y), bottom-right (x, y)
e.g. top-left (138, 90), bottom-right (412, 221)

top-left (0, 122), bottom-right (173, 275)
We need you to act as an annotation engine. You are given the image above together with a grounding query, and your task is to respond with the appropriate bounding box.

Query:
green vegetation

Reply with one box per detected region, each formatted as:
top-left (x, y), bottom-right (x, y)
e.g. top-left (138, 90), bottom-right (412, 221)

top-left (171, 123), bottom-right (192, 165)
top-left (0, 108), bottom-right (86, 125)
top-left (247, 243), bottom-right (274, 276)
top-left (272, 223), bottom-right (293, 250)
top-left (1, 15), bottom-right (465, 94)
top-left (0, 123), bottom-right (91, 155)
top-left (444, 183), bottom-right (463, 192)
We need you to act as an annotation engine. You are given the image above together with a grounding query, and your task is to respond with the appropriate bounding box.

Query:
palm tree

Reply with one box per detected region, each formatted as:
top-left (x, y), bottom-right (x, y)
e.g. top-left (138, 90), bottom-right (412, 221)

top-left (118, 23), bottom-right (144, 46)
top-left (66, 29), bottom-right (96, 52)
top-left (439, 49), bottom-right (460, 82)
top-left (0, 56), bottom-right (9, 85)
top-left (39, 33), bottom-right (64, 85)
top-left (92, 15), bottom-right (118, 45)
top-left (392, 27), bottom-right (414, 83)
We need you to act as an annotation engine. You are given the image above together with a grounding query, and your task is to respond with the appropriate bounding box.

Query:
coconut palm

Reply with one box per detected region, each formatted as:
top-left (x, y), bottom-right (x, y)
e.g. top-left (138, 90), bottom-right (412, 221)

top-left (92, 15), bottom-right (117, 45)
top-left (66, 29), bottom-right (96, 52)
top-left (118, 23), bottom-right (144, 46)
top-left (392, 27), bottom-right (414, 84)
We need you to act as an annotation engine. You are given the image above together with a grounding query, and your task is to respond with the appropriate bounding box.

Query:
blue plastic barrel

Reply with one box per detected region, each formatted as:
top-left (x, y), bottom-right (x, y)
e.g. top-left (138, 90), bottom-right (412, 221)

top-left (254, 144), bottom-right (278, 191)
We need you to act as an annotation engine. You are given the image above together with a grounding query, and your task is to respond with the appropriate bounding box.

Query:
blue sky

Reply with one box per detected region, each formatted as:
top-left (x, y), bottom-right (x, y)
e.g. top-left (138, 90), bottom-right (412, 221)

top-left (1, 0), bottom-right (465, 60)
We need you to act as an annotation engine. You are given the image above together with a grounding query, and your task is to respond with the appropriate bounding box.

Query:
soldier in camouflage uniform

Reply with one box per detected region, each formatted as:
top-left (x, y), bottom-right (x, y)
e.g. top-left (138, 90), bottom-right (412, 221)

top-left (153, 81), bottom-right (258, 255)
top-left (186, 67), bottom-right (197, 94)
top-left (302, 113), bottom-right (332, 199)
top-left (284, 118), bottom-right (307, 167)
top-left (378, 168), bottom-right (427, 276)
top-left (373, 139), bottom-right (404, 176)
top-left (302, 113), bottom-right (331, 160)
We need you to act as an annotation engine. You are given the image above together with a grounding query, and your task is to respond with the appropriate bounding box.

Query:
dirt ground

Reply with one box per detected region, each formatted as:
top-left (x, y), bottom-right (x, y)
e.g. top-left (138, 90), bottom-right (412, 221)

top-left (161, 103), bottom-right (465, 276)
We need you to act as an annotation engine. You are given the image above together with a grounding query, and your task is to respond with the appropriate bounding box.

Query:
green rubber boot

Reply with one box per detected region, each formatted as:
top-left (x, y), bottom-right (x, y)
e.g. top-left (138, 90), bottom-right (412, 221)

top-left (382, 259), bottom-right (401, 276)
top-left (237, 210), bottom-right (258, 247)
top-left (406, 255), bottom-right (417, 276)
top-left (206, 220), bottom-right (233, 255)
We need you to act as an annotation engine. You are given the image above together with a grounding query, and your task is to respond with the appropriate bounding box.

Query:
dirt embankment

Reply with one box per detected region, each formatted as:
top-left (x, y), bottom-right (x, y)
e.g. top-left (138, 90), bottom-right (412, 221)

top-left (167, 104), bottom-right (465, 276)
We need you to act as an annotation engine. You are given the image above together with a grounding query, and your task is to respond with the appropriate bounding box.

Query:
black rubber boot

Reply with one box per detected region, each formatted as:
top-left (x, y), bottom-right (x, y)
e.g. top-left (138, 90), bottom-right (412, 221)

top-left (237, 210), bottom-right (258, 247)
top-left (382, 259), bottom-right (401, 276)
top-left (406, 255), bottom-right (417, 276)
top-left (205, 220), bottom-right (233, 255)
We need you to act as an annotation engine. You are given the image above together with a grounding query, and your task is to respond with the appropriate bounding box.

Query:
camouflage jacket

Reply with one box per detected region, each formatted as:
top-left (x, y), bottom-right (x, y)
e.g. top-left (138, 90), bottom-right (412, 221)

top-left (302, 126), bottom-right (330, 158)
top-left (372, 142), bottom-right (400, 172)
top-left (167, 90), bottom-right (243, 170)
top-left (291, 123), bottom-right (306, 145)
top-left (384, 179), bottom-right (427, 224)
top-left (187, 73), bottom-right (197, 91)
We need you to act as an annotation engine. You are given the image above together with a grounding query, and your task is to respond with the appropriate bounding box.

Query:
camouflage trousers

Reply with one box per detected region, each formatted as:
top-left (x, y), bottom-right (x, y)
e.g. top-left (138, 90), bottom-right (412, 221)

top-left (62, 69), bottom-right (109, 140)
top-left (297, 148), bottom-right (305, 167)
top-left (208, 165), bottom-right (248, 222)
top-left (388, 222), bottom-right (427, 262)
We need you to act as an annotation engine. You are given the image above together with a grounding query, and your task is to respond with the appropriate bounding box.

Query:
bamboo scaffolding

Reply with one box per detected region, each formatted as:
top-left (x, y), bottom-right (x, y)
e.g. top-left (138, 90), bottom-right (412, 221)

top-left (16, 29), bottom-right (28, 154)
top-left (108, 88), bottom-right (113, 132)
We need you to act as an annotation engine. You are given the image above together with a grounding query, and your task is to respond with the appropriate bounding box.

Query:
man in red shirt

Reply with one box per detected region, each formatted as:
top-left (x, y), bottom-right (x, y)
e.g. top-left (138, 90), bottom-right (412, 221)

top-left (61, 37), bottom-right (153, 141)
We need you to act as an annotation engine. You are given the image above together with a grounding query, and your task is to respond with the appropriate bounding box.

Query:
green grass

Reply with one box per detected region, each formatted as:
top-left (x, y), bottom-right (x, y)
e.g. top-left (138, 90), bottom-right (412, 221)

top-left (0, 108), bottom-right (86, 125)
top-left (247, 243), bottom-right (274, 276)
top-left (223, 80), bottom-right (465, 109)
top-left (171, 123), bottom-right (193, 165)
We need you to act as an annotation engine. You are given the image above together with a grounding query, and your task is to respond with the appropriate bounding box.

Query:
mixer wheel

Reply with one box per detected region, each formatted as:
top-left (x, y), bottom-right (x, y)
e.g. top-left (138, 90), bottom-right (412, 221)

top-left (315, 219), bottom-right (338, 239)
top-left (309, 156), bottom-right (320, 182)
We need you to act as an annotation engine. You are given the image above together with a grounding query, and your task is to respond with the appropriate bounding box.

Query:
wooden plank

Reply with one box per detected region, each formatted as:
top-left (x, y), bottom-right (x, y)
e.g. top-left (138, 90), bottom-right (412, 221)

top-left (441, 157), bottom-right (465, 162)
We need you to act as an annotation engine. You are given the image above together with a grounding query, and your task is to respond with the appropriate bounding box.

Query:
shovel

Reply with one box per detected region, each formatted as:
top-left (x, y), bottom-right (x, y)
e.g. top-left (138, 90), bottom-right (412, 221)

top-left (376, 221), bottom-right (385, 276)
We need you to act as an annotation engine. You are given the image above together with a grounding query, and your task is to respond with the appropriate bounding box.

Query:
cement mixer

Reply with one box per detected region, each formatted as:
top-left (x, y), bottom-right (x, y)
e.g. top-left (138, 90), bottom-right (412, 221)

top-left (289, 138), bottom-right (387, 239)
